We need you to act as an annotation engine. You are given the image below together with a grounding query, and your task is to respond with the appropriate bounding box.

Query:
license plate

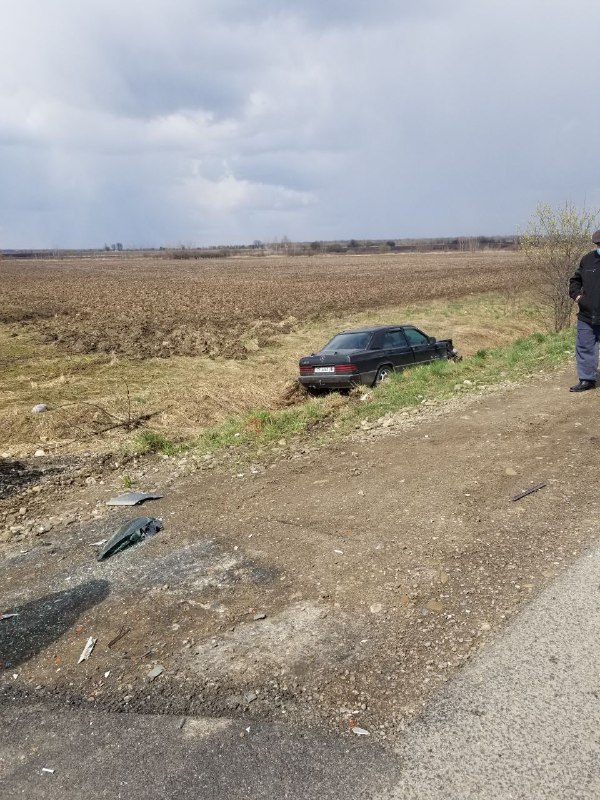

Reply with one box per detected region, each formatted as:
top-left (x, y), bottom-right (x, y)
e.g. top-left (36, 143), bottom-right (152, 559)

top-left (314, 366), bottom-right (335, 373)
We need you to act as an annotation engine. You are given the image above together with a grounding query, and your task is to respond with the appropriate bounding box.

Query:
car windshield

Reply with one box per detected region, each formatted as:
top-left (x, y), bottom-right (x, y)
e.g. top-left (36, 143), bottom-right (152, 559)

top-left (321, 332), bottom-right (371, 352)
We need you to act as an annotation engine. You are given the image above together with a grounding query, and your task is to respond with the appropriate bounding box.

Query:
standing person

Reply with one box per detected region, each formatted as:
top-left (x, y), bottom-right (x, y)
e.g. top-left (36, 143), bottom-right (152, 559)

top-left (569, 230), bottom-right (600, 392)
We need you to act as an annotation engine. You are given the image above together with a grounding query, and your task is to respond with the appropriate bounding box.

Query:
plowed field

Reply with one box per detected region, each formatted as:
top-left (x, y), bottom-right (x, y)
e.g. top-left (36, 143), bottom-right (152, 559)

top-left (1, 251), bottom-right (530, 359)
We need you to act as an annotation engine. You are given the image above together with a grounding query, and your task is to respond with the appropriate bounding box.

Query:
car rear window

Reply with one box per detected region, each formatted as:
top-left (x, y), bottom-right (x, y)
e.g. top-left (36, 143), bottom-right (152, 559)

top-left (322, 332), bottom-right (371, 351)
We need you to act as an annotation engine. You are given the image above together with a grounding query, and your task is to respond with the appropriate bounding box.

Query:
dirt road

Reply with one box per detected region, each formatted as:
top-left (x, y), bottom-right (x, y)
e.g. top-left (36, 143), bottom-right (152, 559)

top-left (1, 365), bottom-right (598, 743)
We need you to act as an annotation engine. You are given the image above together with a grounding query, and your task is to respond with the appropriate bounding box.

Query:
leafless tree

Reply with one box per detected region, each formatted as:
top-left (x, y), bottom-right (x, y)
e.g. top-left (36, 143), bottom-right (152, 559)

top-left (520, 202), bottom-right (600, 331)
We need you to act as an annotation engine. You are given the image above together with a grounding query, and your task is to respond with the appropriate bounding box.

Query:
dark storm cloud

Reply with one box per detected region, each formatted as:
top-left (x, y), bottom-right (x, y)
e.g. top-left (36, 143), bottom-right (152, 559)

top-left (0, 0), bottom-right (599, 247)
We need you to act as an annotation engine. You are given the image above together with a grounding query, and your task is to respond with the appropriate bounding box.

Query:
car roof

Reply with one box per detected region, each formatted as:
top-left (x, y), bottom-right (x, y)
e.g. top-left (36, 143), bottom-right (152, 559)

top-left (336, 325), bottom-right (419, 335)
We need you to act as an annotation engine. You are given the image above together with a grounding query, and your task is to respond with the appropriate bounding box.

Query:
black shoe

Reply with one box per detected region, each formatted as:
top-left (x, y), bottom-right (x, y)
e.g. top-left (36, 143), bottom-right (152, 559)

top-left (570, 380), bottom-right (596, 392)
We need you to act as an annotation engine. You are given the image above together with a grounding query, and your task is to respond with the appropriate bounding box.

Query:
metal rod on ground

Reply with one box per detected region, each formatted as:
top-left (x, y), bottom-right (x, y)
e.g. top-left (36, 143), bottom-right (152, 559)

top-left (511, 482), bottom-right (547, 502)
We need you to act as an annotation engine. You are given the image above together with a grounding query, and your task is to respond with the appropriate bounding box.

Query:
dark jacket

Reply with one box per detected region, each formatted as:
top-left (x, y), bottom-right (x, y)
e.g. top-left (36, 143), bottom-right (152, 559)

top-left (569, 250), bottom-right (600, 325)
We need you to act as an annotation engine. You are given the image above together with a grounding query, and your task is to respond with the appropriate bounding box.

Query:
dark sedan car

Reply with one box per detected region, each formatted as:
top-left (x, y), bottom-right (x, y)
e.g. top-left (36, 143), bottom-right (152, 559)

top-left (298, 325), bottom-right (460, 390)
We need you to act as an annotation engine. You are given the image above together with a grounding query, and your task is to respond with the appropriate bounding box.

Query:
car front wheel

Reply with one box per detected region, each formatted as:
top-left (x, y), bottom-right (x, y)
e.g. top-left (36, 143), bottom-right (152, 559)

top-left (373, 365), bottom-right (393, 386)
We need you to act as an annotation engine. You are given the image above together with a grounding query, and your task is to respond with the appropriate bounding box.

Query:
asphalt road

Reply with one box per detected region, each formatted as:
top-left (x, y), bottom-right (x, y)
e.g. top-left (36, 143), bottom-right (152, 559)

top-left (2, 535), bottom-right (600, 799)
top-left (387, 533), bottom-right (600, 799)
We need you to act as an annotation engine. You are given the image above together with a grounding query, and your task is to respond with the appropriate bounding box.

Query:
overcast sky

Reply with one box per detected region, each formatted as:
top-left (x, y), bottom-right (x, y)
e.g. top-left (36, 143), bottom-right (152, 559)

top-left (1, 0), bottom-right (598, 248)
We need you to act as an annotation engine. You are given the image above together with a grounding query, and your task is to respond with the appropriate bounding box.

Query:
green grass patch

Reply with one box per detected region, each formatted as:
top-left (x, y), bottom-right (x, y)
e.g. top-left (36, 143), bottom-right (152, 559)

top-left (133, 430), bottom-right (184, 456)
top-left (194, 398), bottom-right (335, 454)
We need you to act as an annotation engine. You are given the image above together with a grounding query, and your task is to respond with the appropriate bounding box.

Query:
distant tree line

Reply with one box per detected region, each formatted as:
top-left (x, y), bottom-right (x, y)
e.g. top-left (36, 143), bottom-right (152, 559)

top-left (160, 235), bottom-right (518, 259)
top-left (1, 235), bottom-right (519, 260)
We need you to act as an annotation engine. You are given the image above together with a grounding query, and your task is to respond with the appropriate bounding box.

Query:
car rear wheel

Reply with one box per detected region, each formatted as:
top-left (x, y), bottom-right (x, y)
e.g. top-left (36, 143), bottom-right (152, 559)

top-left (373, 365), bottom-right (393, 386)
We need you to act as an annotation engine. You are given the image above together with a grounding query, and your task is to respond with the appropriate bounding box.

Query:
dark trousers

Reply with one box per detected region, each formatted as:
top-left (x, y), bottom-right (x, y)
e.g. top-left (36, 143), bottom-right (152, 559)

top-left (575, 318), bottom-right (600, 381)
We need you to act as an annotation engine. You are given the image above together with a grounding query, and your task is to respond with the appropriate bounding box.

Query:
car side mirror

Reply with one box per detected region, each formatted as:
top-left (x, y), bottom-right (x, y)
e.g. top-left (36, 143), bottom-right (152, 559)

top-left (429, 336), bottom-right (436, 344)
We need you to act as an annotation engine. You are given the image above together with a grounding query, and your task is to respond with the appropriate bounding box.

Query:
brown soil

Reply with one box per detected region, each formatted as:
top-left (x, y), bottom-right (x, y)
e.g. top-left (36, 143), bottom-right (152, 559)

top-left (1, 364), bottom-right (597, 744)
top-left (0, 251), bottom-right (532, 359)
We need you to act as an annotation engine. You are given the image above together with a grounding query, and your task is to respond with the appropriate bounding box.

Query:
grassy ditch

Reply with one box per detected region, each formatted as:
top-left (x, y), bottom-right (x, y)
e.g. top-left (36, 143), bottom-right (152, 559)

top-left (136, 328), bottom-right (575, 459)
top-left (1, 291), bottom-right (547, 454)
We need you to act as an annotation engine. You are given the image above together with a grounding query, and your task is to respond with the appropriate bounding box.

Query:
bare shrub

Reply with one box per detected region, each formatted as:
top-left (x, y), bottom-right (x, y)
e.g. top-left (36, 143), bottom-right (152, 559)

top-left (520, 202), bottom-right (600, 331)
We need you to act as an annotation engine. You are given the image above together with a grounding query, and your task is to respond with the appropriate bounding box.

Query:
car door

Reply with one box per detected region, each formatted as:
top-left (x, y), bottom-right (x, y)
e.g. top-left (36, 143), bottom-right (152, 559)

top-left (381, 329), bottom-right (414, 370)
top-left (403, 327), bottom-right (437, 364)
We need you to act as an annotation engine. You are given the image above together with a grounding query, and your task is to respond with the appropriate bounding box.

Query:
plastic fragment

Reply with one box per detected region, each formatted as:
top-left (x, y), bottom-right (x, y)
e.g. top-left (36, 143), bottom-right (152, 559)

top-left (351, 726), bottom-right (370, 736)
top-left (77, 637), bottom-right (97, 664)
top-left (106, 492), bottom-right (163, 507)
top-left (1, 613), bottom-right (19, 621)
top-left (253, 613), bottom-right (266, 621)
top-left (148, 664), bottom-right (164, 680)
top-left (31, 404), bottom-right (48, 414)
top-left (42, 768), bottom-right (55, 774)
top-left (97, 517), bottom-right (162, 561)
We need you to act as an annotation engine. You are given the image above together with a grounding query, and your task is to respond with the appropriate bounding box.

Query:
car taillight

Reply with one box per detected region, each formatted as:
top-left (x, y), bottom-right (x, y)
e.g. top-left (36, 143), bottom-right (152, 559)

top-left (335, 364), bottom-right (358, 373)
top-left (299, 365), bottom-right (314, 374)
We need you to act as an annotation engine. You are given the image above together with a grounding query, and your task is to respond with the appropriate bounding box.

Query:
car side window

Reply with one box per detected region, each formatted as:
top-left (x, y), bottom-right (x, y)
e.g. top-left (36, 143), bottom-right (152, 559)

top-left (403, 328), bottom-right (430, 346)
top-left (369, 332), bottom-right (384, 350)
top-left (382, 330), bottom-right (408, 348)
